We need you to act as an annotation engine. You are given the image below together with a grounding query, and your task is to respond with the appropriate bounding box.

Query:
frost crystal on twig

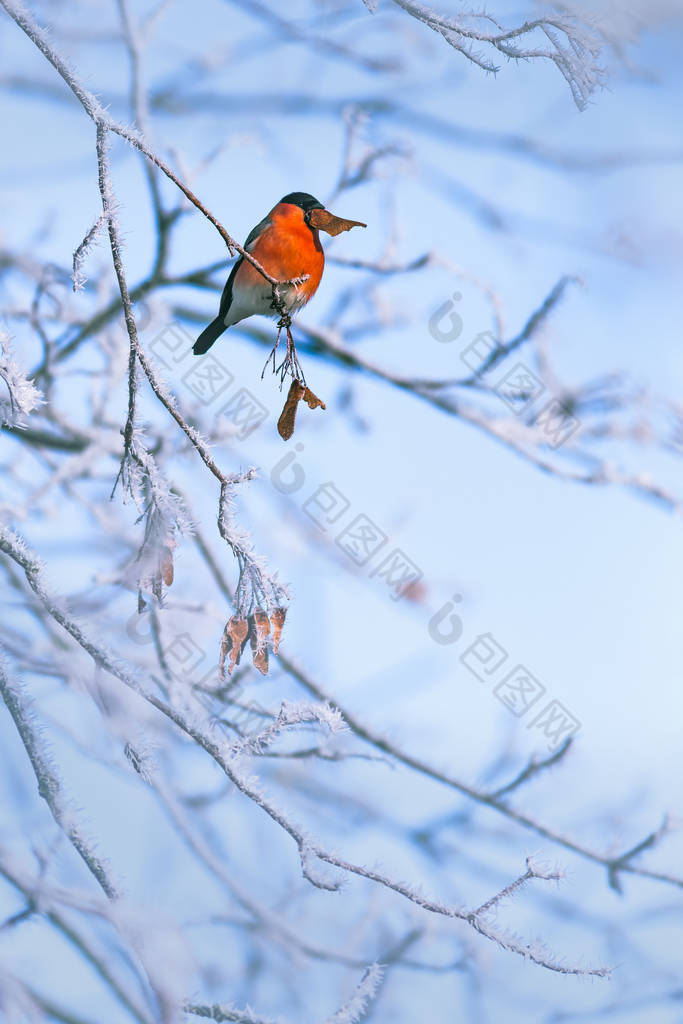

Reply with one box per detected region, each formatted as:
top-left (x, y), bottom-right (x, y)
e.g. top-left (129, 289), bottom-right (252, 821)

top-left (72, 213), bottom-right (107, 291)
top-left (0, 334), bottom-right (42, 428)
top-left (323, 964), bottom-right (383, 1024)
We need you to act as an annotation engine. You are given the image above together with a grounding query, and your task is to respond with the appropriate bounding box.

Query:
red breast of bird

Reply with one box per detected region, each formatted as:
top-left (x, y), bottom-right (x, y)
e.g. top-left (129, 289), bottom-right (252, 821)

top-left (225, 200), bottom-right (325, 327)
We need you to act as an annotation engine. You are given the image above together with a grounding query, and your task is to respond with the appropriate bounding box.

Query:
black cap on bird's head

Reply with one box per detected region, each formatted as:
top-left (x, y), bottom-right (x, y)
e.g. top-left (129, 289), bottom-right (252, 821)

top-left (279, 191), bottom-right (367, 237)
top-left (279, 192), bottom-right (324, 212)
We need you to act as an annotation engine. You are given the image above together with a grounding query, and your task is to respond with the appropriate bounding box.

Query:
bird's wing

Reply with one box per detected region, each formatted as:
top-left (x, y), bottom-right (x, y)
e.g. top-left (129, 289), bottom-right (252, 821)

top-left (217, 257), bottom-right (242, 322)
top-left (218, 215), bottom-right (273, 321)
top-left (244, 214), bottom-right (272, 252)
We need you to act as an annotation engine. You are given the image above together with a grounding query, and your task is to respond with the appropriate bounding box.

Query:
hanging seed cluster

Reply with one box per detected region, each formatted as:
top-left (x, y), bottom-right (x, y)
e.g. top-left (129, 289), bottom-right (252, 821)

top-left (220, 607), bottom-right (287, 678)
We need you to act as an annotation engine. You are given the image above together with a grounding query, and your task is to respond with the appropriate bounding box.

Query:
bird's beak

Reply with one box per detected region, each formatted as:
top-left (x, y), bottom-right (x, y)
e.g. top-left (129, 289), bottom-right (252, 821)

top-left (308, 207), bottom-right (366, 236)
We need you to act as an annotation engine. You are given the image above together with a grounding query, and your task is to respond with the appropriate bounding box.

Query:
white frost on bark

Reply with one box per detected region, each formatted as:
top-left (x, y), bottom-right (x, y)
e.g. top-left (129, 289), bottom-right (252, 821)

top-left (0, 333), bottom-right (42, 428)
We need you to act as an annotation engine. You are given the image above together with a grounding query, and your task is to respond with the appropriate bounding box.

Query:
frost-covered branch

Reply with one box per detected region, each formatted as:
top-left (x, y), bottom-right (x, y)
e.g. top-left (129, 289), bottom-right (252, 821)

top-left (471, 857), bottom-right (561, 918)
top-left (192, 519), bottom-right (683, 899)
top-left (275, 647), bottom-right (683, 895)
top-left (0, 854), bottom-right (175, 1024)
top-left (0, 525), bottom-right (608, 976)
top-left (188, 964), bottom-right (385, 1024)
top-left (72, 214), bottom-right (106, 293)
top-left (226, 701), bottom-right (346, 758)
top-left (283, 287), bottom-right (683, 513)
top-left (382, 0), bottom-right (604, 110)
top-left (93, 120), bottom-right (286, 620)
top-left (0, 0), bottom-right (308, 292)
top-left (322, 965), bottom-right (383, 1024)
top-left (0, 651), bottom-right (119, 900)
top-left (0, 0), bottom-right (299, 649)
top-left (490, 739), bottom-right (574, 799)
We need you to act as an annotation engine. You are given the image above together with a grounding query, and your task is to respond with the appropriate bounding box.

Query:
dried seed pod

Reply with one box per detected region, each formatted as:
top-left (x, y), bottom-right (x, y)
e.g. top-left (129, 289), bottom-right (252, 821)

top-left (277, 380), bottom-right (326, 440)
top-left (302, 387), bottom-right (326, 412)
top-left (219, 629), bottom-right (229, 679)
top-left (252, 609), bottom-right (271, 650)
top-left (307, 208), bottom-right (367, 236)
top-left (252, 647), bottom-right (269, 675)
top-left (248, 610), bottom-right (270, 676)
top-left (277, 379), bottom-right (305, 441)
top-left (161, 549), bottom-right (174, 587)
top-left (271, 607), bottom-right (287, 654)
top-left (219, 616), bottom-right (249, 678)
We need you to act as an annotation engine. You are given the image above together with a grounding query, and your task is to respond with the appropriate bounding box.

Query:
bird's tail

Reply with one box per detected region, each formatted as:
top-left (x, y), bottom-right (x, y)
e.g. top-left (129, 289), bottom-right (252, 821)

top-left (193, 316), bottom-right (226, 355)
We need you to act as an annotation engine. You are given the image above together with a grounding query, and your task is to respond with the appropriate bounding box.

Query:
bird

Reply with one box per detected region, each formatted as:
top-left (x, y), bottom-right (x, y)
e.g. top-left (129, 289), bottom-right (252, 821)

top-left (193, 192), bottom-right (366, 358)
